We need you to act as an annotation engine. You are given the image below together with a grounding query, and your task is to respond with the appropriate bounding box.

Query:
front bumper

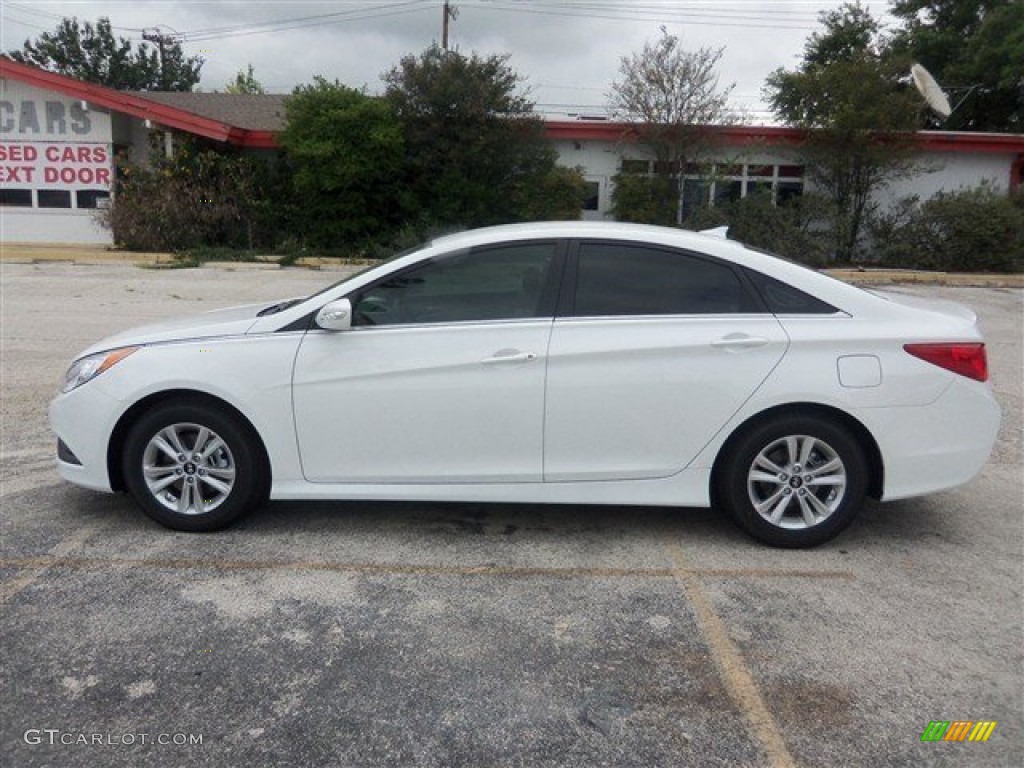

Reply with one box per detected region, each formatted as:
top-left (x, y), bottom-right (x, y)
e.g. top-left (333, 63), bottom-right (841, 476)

top-left (49, 382), bottom-right (124, 493)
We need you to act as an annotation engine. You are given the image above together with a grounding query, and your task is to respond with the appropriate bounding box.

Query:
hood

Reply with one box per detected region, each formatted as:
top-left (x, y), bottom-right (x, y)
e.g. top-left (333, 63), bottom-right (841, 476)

top-left (74, 302), bottom-right (271, 359)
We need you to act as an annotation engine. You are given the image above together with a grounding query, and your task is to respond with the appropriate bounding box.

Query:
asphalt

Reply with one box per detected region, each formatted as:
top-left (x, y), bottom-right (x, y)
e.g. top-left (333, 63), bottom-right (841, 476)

top-left (1, 263), bottom-right (1021, 767)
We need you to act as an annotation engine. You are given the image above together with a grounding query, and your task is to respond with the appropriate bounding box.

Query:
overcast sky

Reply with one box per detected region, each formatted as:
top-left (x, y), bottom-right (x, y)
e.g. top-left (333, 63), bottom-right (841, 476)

top-left (1, 1), bottom-right (897, 122)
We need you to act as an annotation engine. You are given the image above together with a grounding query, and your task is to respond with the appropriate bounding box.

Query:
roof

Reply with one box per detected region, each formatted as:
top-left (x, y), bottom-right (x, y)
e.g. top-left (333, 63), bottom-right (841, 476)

top-left (2, 57), bottom-right (1021, 156)
top-left (0, 57), bottom-right (277, 147)
top-left (124, 92), bottom-right (288, 132)
top-left (545, 120), bottom-right (1024, 155)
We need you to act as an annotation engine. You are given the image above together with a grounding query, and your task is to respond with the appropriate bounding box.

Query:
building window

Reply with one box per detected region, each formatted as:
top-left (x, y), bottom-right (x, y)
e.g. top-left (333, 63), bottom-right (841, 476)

top-left (37, 190), bottom-right (72, 208)
top-left (76, 190), bottom-right (111, 209)
top-left (616, 161), bottom-right (806, 220)
top-left (620, 158), bottom-right (650, 174)
top-left (582, 181), bottom-right (600, 211)
top-left (684, 163), bottom-right (805, 215)
top-left (776, 181), bottom-right (804, 205)
top-left (0, 189), bottom-right (33, 207)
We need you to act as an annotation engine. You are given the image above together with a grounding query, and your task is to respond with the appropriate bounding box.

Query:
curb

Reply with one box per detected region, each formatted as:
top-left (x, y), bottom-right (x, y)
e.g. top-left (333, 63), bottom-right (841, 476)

top-left (2, 250), bottom-right (1020, 287)
top-left (199, 261), bottom-right (281, 271)
top-left (823, 269), bottom-right (1023, 289)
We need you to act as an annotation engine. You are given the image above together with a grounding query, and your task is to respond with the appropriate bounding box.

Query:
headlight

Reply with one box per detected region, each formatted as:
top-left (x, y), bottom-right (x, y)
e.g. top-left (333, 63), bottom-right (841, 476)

top-left (62, 347), bottom-right (139, 393)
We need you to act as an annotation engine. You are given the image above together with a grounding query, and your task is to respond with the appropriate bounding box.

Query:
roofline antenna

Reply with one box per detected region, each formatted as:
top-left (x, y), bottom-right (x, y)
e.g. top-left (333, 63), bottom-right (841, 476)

top-left (910, 62), bottom-right (979, 120)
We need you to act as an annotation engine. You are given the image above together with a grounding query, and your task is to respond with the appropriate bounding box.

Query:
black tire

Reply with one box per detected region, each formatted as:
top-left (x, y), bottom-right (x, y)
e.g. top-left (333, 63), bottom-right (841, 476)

top-left (716, 414), bottom-right (868, 548)
top-left (122, 401), bottom-right (266, 532)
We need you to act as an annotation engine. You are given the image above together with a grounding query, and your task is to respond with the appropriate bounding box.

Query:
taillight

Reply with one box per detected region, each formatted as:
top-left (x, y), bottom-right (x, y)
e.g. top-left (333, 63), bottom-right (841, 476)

top-left (904, 343), bottom-right (988, 382)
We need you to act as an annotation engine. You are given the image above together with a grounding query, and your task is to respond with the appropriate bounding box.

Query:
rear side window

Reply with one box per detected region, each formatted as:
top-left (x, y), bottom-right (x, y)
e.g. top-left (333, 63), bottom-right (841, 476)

top-left (571, 242), bottom-right (759, 316)
top-left (743, 269), bottom-right (838, 314)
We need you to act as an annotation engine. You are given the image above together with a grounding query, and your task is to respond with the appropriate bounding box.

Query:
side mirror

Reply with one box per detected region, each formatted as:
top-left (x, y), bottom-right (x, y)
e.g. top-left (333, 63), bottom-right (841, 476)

top-left (315, 299), bottom-right (352, 332)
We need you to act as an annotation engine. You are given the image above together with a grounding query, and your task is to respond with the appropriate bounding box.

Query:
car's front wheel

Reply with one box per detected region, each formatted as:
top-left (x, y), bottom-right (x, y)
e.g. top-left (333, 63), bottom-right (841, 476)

top-left (122, 401), bottom-right (265, 531)
top-left (717, 415), bottom-right (868, 547)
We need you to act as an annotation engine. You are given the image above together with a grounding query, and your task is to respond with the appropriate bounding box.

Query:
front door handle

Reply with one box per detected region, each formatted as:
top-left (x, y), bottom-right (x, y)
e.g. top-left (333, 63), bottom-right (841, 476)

top-left (711, 334), bottom-right (771, 349)
top-left (481, 350), bottom-right (538, 365)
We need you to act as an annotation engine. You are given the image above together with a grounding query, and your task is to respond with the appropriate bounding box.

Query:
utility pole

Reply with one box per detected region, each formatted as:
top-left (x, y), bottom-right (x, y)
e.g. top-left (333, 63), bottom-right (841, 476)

top-left (441, 1), bottom-right (458, 51)
top-left (142, 28), bottom-right (177, 89)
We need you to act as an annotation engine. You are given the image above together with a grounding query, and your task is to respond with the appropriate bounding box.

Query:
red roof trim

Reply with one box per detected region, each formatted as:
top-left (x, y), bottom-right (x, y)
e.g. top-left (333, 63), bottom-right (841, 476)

top-left (234, 130), bottom-right (278, 149)
top-left (544, 120), bottom-right (1024, 154)
top-left (0, 57), bottom-right (271, 146)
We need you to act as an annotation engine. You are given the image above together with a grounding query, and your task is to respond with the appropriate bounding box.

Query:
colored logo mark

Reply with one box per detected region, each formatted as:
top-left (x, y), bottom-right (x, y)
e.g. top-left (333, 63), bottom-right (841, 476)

top-left (920, 720), bottom-right (997, 742)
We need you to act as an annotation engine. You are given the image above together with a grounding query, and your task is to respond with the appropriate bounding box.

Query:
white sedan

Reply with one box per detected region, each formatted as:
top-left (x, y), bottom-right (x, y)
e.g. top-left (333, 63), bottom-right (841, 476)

top-left (50, 222), bottom-right (1001, 547)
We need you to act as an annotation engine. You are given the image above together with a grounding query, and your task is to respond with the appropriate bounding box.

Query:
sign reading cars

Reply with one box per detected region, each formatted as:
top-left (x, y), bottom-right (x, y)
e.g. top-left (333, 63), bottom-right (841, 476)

top-left (0, 141), bottom-right (111, 189)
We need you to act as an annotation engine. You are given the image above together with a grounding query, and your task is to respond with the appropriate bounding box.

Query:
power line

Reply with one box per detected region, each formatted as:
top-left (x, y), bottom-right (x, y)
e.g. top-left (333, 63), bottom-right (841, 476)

top-left (3, 2), bottom-right (146, 32)
top-left (174, 1), bottom-right (431, 42)
top-left (472, 2), bottom-right (820, 30)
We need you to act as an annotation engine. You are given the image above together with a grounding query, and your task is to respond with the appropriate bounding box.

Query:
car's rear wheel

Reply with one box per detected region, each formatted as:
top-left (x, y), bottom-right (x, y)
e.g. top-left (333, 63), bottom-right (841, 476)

top-left (717, 414), bottom-right (868, 547)
top-left (122, 401), bottom-right (264, 531)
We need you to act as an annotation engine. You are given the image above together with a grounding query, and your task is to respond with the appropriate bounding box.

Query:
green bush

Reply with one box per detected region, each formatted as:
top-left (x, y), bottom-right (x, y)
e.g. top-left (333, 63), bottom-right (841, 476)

top-left (102, 138), bottom-right (279, 252)
top-left (686, 191), bottom-right (833, 266)
top-left (868, 184), bottom-right (1024, 272)
top-left (278, 79), bottom-right (410, 249)
top-left (610, 172), bottom-right (680, 226)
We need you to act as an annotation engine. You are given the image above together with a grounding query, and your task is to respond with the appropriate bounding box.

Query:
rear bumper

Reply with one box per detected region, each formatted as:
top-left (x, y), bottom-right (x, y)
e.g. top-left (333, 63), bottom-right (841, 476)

top-left (859, 378), bottom-right (1001, 501)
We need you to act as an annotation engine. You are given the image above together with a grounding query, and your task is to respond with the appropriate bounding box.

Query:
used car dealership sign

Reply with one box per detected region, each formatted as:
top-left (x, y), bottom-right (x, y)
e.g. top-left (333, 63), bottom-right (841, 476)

top-left (0, 142), bottom-right (111, 188)
top-left (0, 89), bottom-right (114, 190)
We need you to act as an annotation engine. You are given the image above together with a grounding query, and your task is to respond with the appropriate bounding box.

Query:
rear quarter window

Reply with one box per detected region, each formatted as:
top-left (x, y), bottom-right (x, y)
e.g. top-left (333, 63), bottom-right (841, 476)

top-left (743, 268), bottom-right (838, 315)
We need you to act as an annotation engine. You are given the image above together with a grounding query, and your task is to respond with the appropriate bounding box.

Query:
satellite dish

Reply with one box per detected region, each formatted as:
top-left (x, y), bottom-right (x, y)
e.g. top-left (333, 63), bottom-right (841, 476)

top-left (911, 63), bottom-right (952, 118)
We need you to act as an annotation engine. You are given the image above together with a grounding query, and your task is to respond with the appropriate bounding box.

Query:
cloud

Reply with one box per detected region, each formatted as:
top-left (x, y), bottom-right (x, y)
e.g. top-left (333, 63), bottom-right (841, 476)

top-left (1, 0), bottom-right (889, 118)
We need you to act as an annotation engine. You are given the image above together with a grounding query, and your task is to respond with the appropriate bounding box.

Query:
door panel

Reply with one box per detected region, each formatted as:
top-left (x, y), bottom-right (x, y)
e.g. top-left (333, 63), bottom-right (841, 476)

top-left (543, 316), bottom-right (787, 481)
top-left (293, 321), bottom-right (552, 483)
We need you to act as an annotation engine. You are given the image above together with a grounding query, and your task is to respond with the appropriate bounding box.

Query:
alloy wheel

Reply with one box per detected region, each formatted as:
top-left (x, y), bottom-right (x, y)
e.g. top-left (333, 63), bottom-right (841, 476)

top-left (141, 422), bottom-right (236, 516)
top-left (746, 434), bottom-right (848, 530)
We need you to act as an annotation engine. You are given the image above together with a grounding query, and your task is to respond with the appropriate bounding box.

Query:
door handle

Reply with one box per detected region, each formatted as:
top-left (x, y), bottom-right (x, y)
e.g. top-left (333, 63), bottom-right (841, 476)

top-left (711, 334), bottom-right (771, 349)
top-left (481, 350), bottom-right (538, 365)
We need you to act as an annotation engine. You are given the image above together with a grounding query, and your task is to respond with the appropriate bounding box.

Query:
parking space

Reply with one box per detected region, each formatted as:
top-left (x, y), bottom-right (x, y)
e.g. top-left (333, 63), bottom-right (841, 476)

top-left (2, 264), bottom-right (1021, 766)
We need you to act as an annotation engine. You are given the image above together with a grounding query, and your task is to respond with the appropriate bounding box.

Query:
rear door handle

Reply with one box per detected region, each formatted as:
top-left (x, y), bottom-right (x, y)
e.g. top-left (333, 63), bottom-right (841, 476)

top-left (481, 350), bottom-right (538, 365)
top-left (712, 334), bottom-right (770, 349)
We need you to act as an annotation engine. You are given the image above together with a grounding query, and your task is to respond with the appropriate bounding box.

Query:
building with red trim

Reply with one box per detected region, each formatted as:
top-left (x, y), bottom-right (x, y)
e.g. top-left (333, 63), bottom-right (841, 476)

top-left (2, 56), bottom-right (1022, 245)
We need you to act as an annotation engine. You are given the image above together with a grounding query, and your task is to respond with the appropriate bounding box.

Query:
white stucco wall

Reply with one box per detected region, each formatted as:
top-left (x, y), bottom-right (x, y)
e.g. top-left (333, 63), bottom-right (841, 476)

top-left (875, 151), bottom-right (1016, 207)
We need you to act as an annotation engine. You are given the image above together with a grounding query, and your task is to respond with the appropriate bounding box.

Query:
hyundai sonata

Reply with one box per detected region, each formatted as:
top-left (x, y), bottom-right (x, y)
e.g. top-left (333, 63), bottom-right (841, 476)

top-left (50, 222), bottom-right (1001, 546)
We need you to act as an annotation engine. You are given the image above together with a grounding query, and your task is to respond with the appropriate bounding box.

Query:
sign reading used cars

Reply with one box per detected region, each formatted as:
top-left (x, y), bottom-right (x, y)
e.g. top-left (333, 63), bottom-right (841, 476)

top-left (0, 141), bottom-right (112, 189)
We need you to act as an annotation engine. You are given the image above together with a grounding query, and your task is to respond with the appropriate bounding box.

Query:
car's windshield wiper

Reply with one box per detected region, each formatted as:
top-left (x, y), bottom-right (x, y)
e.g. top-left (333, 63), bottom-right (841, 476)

top-left (257, 298), bottom-right (305, 317)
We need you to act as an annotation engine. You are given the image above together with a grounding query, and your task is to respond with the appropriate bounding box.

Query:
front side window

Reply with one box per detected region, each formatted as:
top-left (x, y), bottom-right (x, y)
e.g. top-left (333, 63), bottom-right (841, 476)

top-left (354, 241), bottom-right (558, 327)
top-left (572, 242), bottom-right (759, 316)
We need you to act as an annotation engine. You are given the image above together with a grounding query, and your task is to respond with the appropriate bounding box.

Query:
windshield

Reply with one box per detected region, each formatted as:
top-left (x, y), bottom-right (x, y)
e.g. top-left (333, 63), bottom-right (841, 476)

top-left (286, 243), bottom-right (429, 308)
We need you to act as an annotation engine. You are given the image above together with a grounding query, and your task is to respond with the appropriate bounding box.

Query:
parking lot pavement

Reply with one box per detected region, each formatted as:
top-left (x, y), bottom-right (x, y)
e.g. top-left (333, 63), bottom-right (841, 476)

top-left (1, 264), bottom-right (1021, 767)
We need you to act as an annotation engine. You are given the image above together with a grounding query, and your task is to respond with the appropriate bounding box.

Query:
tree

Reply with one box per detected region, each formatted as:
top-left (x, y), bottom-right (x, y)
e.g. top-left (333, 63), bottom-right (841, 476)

top-left (889, 1), bottom-right (1023, 131)
top-left (7, 17), bottom-right (201, 91)
top-left (608, 28), bottom-right (736, 224)
top-left (383, 45), bottom-right (583, 228)
top-left (765, 3), bottom-right (922, 260)
top-left (279, 78), bottom-right (408, 247)
top-left (226, 64), bottom-right (265, 95)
